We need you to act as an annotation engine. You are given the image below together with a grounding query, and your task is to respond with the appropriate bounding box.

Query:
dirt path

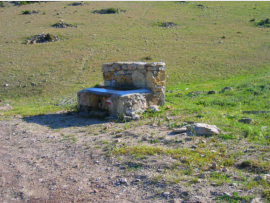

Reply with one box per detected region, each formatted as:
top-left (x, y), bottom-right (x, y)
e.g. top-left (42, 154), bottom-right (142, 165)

top-left (0, 112), bottom-right (265, 203)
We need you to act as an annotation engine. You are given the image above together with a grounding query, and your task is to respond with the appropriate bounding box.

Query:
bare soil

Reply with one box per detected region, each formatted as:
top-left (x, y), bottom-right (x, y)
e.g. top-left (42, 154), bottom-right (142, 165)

top-left (0, 112), bottom-right (266, 202)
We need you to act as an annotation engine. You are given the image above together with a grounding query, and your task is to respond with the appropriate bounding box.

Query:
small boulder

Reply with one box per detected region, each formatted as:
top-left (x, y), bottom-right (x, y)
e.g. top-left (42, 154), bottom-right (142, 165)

top-left (208, 90), bottom-right (216, 94)
top-left (238, 117), bottom-right (253, 124)
top-left (3, 84), bottom-right (8, 87)
top-left (191, 123), bottom-right (220, 135)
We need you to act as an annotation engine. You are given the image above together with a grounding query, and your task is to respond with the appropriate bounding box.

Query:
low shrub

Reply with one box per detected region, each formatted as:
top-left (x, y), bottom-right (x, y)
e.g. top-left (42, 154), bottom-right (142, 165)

top-left (22, 10), bottom-right (31, 14)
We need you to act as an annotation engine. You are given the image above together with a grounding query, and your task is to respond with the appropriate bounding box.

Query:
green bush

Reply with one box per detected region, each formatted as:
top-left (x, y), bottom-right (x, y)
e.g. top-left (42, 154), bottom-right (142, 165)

top-left (106, 8), bottom-right (117, 13)
top-left (256, 18), bottom-right (270, 27)
top-left (44, 33), bottom-right (55, 42)
top-left (22, 10), bottom-right (31, 14)
top-left (0, 1), bottom-right (6, 7)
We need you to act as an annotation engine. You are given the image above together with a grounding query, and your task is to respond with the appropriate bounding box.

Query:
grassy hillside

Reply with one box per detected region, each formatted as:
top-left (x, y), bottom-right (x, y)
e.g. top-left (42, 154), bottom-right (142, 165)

top-left (0, 1), bottom-right (269, 114)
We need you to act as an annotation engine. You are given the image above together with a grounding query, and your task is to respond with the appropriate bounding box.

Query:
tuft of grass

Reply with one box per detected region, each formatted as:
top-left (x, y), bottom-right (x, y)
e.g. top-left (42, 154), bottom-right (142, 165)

top-left (239, 159), bottom-right (270, 174)
top-left (256, 18), bottom-right (270, 27)
top-left (22, 10), bottom-right (31, 14)
top-left (216, 192), bottom-right (253, 202)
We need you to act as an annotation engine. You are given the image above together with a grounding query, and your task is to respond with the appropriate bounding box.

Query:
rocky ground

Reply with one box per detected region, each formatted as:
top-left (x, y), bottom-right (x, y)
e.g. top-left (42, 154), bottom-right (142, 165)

top-left (0, 110), bottom-right (268, 203)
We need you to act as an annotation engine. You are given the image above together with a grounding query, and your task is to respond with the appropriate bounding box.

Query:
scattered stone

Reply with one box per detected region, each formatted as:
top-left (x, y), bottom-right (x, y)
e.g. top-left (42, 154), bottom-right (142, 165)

top-left (142, 134), bottom-right (150, 141)
top-left (173, 127), bottom-right (187, 133)
top-left (238, 117), bottom-right (253, 124)
top-left (113, 139), bottom-right (121, 143)
top-left (103, 124), bottom-right (111, 130)
top-left (230, 183), bottom-right (238, 186)
top-left (134, 179), bottom-right (141, 182)
top-left (197, 179), bottom-right (202, 183)
top-left (166, 116), bottom-right (173, 120)
top-left (191, 145), bottom-right (198, 149)
top-left (119, 178), bottom-right (128, 184)
top-left (211, 183), bottom-right (218, 186)
top-left (94, 189), bottom-right (99, 193)
top-left (222, 86), bottom-right (233, 92)
top-left (51, 22), bottom-right (77, 28)
top-left (25, 33), bottom-right (59, 44)
top-left (160, 22), bottom-right (177, 28)
top-left (222, 167), bottom-right (229, 172)
top-left (163, 192), bottom-right (170, 197)
top-left (123, 116), bottom-right (131, 121)
top-left (249, 198), bottom-right (263, 203)
top-left (208, 90), bottom-right (216, 94)
top-left (157, 169), bottom-right (162, 172)
top-left (211, 162), bottom-right (218, 170)
top-left (3, 83), bottom-right (8, 87)
top-left (149, 105), bottom-right (159, 112)
top-left (166, 105), bottom-right (173, 109)
top-left (115, 133), bottom-right (123, 138)
top-left (223, 192), bottom-right (231, 197)
top-left (210, 150), bottom-right (216, 153)
top-left (199, 173), bottom-right (206, 179)
top-left (254, 175), bottom-right (265, 181)
top-left (131, 114), bottom-right (140, 120)
top-left (201, 140), bottom-right (206, 143)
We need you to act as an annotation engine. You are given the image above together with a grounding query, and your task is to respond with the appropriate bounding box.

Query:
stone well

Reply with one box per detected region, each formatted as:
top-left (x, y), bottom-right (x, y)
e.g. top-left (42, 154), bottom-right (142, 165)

top-left (77, 62), bottom-right (166, 118)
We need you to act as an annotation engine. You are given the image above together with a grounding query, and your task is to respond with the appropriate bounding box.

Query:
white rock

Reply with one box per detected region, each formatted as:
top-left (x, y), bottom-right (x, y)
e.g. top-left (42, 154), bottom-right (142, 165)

top-left (191, 123), bottom-right (220, 135)
top-left (249, 198), bottom-right (263, 203)
top-left (163, 192), bottom-right (170, 197)
top-left (173, 127), bottom-right (187, 133)
top-left (131, 114), bottom-right (140, 120)
top-left (149, 105), bottom-right (159, 112)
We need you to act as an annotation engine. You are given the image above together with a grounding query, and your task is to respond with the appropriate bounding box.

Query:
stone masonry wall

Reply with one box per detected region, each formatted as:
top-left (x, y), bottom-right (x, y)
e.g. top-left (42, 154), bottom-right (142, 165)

top-left (102, 62), bottom-right (166, 106)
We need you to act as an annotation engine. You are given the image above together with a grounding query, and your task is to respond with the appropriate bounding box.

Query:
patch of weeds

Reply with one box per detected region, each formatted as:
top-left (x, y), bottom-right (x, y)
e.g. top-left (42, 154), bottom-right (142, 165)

top-left (219, 133), bottom-right (237, 140)
top-left (262, 190), bottom-right (270, 202)
top-left (256, 18), bottom-right (270, 27)
top-left (243, 178), bottom-right (270, 190)
top-left (183, 167), bottom-right (193, 175)
top-left (101, 140), bottom-right (109, 144)
top-left (69, 2), bottom-right (83, 6)
top-left (93, 8), bottom-right (126, 14)
top-left (60, 134), bottom-right (78, 144)
top-left (94, 146), bottom-right (101, 149)
top-left (239, 159), bottom-right (270, 174)
top-left (221, 158), bottom-right (235, 167)
top-left (0, 1), bottom-right (6, 7)
top-left (22, 10), bottom-right (31, 15)
top-left (51, 22), bottom-right (77, 28)
top-left (142, 56), bottom-right (152, 61)
top-left (216, 192), bottom-right (253, 202)
top-left (149, 139), bottom-right (159, 144)
top-left (153, 21), bottom-right (178, 28)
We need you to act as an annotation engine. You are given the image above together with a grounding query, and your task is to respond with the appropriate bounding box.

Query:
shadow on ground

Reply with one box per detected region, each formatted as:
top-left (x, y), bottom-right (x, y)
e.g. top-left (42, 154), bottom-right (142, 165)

top-left (21, 112), bottom-right (111, 129)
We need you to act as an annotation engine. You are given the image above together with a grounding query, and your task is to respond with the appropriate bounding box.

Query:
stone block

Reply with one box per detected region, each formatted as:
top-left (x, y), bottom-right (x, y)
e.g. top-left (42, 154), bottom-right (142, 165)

top-left (132, 70), bottom-right (146, 88)
top-left (147, 66), bottom-right (158, 71)
top-left (104, 80), bottom-right (111, 86)
top-left (146, 71), bottom-right (155, 89)
top-left (137, 69), bottom-right (146, 73)
top-left (78, 92), bottom-right (91, 106)
top-left (136, 62), bottom-right (147, 70)
top-left (156, 70), bottom-right (166, 86)
top-left (147, 62), bottom-right (166, 67)
top-left (89, 94), bottom-right (99, 108)
top-left (103, 72), bottom-right (114, 80)
top-left (115, 74), bottom-right (132, 86)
